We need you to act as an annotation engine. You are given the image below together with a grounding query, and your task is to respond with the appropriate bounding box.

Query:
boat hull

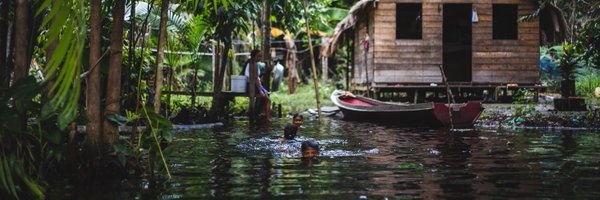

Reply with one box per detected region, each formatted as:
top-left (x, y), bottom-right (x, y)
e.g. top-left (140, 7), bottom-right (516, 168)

top-left (331, 90), bottom-right (483, 128)
top-left (338, 107), bottom-right (442, 127)
top-left (433, 102), bottom-right (483, 129)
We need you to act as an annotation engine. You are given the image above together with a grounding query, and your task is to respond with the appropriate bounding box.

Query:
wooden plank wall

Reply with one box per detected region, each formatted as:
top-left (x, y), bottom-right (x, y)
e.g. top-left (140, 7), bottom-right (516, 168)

top-left (353, 0), bottom-right (539, 85)
top-left (353, 10), bottom-right (375, 84)
top-left (472, 0), bottom-right (540, 84)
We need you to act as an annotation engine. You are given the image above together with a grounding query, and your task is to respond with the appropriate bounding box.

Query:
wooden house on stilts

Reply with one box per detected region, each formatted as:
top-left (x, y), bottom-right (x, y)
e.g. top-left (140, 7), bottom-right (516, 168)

top-left (324, 0), bottom-right (548, 103)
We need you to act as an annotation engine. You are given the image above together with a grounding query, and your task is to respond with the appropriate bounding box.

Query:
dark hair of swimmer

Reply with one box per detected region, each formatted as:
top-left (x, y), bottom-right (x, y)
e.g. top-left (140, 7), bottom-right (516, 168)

top-left (293, 113), bottom-right (303, 120)
top-left (283, 124), bottom-right (298, 140)
top-left (301, 140), bottom-right (320, 158)
top-left (283, 113), bottom-right (303, 140)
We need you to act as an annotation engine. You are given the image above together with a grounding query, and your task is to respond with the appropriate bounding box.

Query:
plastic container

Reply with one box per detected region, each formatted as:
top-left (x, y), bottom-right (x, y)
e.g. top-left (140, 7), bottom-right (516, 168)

top-left (231, 75), bottom-right (247, 93)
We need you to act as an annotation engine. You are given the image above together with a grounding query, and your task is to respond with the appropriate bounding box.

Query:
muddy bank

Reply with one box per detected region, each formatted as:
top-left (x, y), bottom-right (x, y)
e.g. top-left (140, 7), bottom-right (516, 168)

top-left (476, 104), bottom-right (600, 130)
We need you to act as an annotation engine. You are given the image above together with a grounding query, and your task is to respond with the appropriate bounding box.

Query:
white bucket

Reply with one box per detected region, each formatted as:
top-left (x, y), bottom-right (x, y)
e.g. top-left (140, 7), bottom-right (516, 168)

top-left (231, 75), bottom-right (247, 93)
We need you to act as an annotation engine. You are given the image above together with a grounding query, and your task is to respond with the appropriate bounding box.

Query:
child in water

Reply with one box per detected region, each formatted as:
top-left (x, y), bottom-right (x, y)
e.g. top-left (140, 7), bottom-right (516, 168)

top-left (301, 140), bottom-right (320, 158)
top-left (280, 113), bottom-right (303, 141)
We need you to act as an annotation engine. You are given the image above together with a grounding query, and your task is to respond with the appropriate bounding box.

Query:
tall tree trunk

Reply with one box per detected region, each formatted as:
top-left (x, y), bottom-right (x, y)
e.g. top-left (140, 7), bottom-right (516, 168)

top-left (248, 48), bottom-right (257, 122)
top-left (0, 1), bottom-right (8, 89)
top-left (209, 42), bottom-right (231, 120)
top-left (87, 0), bottom-right (103, 151)
top-left (14, 0), bottom-right (30, 131)
top-left (103, 0), bottom-right (125, 146)
top-left (153, 0), bottom-right (169, 114)
top-left (14, 0), bottom-right (30, 82)
top-left (321, 38), bottom-right (328, 81)
top-left (261, 0), bottom-right (271, 91)
top-left (284, 34), bottom-right (298, 94)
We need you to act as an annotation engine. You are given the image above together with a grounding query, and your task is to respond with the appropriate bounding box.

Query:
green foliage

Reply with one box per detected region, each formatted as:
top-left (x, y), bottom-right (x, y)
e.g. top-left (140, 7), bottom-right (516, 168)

top-left (167, 95), bottom-right (212, 113)
top-left (579, 15), bottom-right (600, 69)
top-left (129, 1), bottom-right (186, 32)
top-left (576, 68), bottom-right (600, 97)
top-left (139, 106), bottom-right (173, 178)
top-left (0, 77), bottom-right (65, 199)
top-left (558, 42), bottom-right (582, 81)
top-left (269, 83), bottom-right (335, 114)
top-left (37, 0), bottom-right (87, 130)
top-left (106, 114), bottom-right (130, 126)
top-left (509, 89), bottom-right (543, 126)
top-left (184, 15), bottom-right (210, 49)
top-left (0, 155), bottom-right (44, 200)
top-left (222, 83), bottom-right (336, 117)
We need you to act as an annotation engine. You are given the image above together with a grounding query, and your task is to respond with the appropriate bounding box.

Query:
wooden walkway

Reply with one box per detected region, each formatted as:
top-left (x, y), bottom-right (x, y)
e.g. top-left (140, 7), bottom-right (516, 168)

top-left (354, 83), bottom-right (547, 103)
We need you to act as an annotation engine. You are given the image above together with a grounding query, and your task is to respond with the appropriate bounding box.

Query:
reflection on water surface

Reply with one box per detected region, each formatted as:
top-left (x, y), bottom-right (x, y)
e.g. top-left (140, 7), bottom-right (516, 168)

top-left (48, 118), bottom-right (600, 199)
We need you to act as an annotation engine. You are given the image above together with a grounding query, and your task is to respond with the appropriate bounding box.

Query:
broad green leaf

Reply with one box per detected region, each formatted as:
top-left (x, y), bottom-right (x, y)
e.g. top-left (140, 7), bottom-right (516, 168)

top-left (36, 0), bottom-right (54, 16)
top-left (163, 130), bottom-right (173, 142)
top-left (106, 114), bottom-right (131, 126)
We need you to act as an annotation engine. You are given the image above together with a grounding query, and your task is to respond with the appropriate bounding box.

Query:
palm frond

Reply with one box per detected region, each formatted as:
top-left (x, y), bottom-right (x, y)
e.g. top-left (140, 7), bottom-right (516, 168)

top-left (38, 0), bottom-right (87, 129)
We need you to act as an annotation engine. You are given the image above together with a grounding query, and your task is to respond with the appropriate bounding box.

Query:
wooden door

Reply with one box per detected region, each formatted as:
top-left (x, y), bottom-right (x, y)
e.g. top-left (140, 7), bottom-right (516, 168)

top-left (443, 4), bottom-right (472, 82)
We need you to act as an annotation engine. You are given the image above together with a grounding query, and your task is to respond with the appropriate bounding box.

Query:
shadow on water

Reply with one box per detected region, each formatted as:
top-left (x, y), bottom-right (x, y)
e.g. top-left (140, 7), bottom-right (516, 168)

top-left (47, 118), bottom-right (600, 199)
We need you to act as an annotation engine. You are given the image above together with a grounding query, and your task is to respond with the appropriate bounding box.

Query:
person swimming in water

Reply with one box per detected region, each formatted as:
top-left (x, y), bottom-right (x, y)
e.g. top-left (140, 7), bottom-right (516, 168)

top-left (301, 140), bottom-right (320, 158)
top-left (280, 113), bottom-right (303, 141)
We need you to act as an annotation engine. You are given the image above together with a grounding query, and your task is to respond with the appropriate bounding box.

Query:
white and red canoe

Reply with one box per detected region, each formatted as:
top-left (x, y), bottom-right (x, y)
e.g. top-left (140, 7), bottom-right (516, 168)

top-left (331, 90), bottom-right (483, 128)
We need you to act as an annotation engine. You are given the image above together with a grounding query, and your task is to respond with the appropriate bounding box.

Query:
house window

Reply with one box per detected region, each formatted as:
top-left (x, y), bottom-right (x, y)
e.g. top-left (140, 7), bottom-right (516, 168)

top-left (493, 4), bottom-right (518, 40)
top-left (396, 3), bottom-right (422, 39)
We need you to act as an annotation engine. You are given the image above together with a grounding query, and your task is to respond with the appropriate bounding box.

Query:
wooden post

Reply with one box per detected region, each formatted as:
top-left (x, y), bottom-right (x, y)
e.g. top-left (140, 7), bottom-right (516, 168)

top-left (321, 37), bottom-right (328, 81)
top-left (322, 56), bottom-right (328, 81)
top-left (413, 90), bottom-right (419, 104)
top-left (302, 0), bottom-right (321, 119)
top-left (191, 68), bottom-right (197, 107)
top-left (232, 42), bottom-right (237, 76)
top-left (364, 46), bottom-right (369, 97)
top-left (345, 32), bottom-right (351, 90)
top-left (534, 87), bottom-right (540, 103)
top-left (438, 64), bottom-right (455, 129)
top-left (248, 56), bottom-right (257, 122)
top-left (350, 31), bottom-right (355, 92)
top-left (212, 42), bottom-right (217, 91)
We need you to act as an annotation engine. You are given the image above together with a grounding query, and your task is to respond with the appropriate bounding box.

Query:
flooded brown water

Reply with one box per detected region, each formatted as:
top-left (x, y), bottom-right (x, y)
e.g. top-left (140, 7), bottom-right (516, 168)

top-left (48, 117), bottom-right (600, 199)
